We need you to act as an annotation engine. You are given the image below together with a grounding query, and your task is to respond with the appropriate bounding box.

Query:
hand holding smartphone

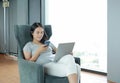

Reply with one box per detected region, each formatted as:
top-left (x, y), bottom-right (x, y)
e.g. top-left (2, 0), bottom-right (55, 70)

top-left (44, 40), bottom-right (50, 46)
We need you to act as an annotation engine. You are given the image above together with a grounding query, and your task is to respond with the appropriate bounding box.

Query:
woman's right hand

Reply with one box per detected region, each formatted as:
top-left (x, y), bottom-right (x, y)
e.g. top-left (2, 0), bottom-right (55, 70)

top-left (38, 44), bottom-right (48, 53)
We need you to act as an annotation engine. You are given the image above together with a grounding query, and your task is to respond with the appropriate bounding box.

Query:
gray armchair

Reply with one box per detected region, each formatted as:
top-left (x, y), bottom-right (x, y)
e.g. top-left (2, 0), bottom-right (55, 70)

top-left (14, 25), bottom-right (80, 83)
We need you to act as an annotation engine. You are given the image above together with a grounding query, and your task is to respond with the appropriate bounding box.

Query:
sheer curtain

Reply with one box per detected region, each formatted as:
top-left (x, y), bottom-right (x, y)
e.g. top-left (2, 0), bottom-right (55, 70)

top-left (45, 0), bottom-right (107, 72)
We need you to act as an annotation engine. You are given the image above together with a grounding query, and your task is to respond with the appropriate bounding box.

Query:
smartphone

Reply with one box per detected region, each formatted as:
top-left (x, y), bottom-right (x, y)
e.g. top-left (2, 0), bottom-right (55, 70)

top-left (44, 40), bottom-right (50, 46)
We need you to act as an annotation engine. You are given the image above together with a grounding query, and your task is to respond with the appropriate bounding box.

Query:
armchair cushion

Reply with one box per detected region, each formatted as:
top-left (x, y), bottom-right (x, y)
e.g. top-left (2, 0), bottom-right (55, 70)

top-left (45, 75), bottom-right (69, 83)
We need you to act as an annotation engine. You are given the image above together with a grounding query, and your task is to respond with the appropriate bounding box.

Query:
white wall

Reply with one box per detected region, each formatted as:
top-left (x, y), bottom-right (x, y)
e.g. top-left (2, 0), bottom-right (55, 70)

top-left (108, 0), bottom-right (120, 82)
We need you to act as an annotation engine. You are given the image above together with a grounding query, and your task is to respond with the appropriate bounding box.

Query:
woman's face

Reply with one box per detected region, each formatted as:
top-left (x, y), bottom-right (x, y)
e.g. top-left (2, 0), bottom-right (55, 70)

top-left (32, 27), bottom-right (44, 42)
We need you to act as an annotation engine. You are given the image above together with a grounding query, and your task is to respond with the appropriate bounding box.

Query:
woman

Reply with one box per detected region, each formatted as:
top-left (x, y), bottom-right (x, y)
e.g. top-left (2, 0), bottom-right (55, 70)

top-left (23, 22), bottom-right (80, 83)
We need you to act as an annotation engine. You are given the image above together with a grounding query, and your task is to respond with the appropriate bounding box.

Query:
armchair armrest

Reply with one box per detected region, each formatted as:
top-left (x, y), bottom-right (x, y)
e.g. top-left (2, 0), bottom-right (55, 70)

top-left (18, 59), bottom-right (44, 83)
top-left (74, 57), bottom-right (80, 65)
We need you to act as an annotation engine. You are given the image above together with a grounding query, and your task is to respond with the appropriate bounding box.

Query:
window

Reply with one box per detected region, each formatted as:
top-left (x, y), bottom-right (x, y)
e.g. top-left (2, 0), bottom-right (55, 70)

top-left (45, 0), bottom-right (107, 73)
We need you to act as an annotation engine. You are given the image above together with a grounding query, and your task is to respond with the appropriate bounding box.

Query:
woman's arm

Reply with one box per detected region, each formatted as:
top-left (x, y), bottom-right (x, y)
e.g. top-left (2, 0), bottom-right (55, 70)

top-left (23, 44), bottom-right (48, 62)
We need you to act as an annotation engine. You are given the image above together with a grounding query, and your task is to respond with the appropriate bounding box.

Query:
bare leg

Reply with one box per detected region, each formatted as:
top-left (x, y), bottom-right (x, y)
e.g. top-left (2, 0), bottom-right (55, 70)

top-left (68, 73), bottom-right (78, 83)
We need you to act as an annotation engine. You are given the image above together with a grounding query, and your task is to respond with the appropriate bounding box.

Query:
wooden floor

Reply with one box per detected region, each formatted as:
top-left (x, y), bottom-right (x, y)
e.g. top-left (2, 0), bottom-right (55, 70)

top-left (81, 71), bottom-right (107, 83)
top-left (0, 54), bottom-right (19, 83)
top-left (0, 54), bottom-right (107, 83)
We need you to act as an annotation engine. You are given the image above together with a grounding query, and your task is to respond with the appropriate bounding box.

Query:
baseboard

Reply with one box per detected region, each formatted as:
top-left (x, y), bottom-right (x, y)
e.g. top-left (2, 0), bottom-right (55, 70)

top-left (81, 68), bottom-right (107, 76)
top-left (108, 80), bottom-right (116, 83)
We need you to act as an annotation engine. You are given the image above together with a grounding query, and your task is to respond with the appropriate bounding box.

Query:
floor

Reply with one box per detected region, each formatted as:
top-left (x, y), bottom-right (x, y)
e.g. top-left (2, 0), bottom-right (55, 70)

top-left (0, 54), bottom-right (107, 83)
top-left (0, 54), bottom-right (19, 83)
top-left (81, 71), bottom-right (107, 83)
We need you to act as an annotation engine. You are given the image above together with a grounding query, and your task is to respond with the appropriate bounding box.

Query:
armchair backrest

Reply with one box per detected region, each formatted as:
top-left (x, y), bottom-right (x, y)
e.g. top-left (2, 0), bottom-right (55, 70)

top-left (14, 25), bottom-right (52, 59)
top-left (44, 25), bottom-right (52, 40)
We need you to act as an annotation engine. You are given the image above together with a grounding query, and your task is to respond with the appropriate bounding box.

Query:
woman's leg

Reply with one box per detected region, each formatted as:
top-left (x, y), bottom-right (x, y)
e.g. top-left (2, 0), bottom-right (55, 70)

top-left (44, 55), bottom-right (80, 83)
top-left (58, 55), bottom-right (79, 83)
top-left (76, 64), bottom-right (80, 83)
top-left (68, 73), bottom-right (78, 83)
top-left (43, 62), bottom-right (68, 77)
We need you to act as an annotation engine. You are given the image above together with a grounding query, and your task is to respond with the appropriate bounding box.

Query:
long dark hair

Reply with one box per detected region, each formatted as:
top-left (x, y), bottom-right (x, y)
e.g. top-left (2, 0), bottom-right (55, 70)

top-left (30, 22), bottom-right (48, 44)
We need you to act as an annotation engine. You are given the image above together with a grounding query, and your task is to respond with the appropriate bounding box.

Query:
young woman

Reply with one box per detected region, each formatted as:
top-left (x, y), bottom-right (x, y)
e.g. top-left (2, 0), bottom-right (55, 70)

top-left (23, 22), bottom-right (80, 83)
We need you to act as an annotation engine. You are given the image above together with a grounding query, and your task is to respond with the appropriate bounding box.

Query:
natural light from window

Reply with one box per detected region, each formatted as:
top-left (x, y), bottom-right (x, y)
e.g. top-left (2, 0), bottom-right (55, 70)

top-left (45, 0), bottom-right (107, 72)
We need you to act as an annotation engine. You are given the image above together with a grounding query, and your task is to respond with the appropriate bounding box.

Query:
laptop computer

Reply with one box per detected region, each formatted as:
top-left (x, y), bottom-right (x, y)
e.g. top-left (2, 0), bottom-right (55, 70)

top-left (54, 42), bottom-right (75, 62)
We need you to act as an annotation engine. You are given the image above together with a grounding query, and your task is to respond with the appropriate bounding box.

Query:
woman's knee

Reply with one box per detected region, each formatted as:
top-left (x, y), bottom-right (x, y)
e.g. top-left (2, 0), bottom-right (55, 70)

top-left (59, 54), bottom-right (75, 63)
